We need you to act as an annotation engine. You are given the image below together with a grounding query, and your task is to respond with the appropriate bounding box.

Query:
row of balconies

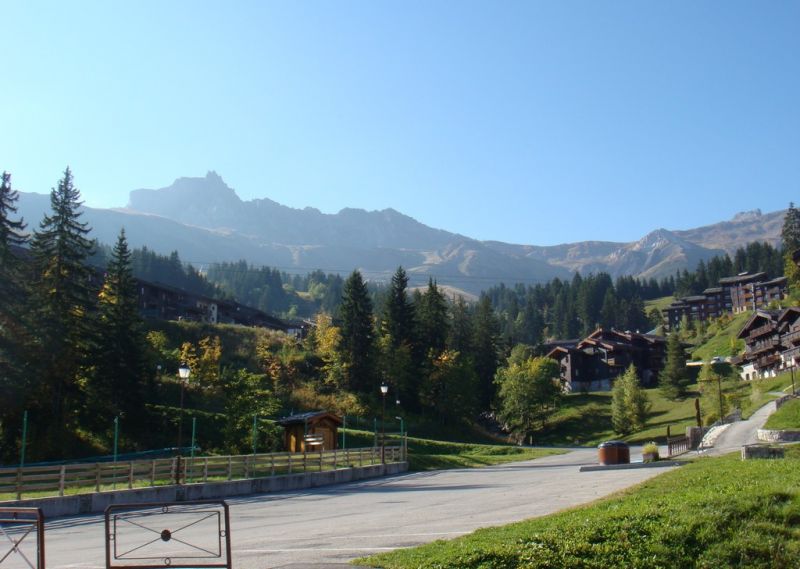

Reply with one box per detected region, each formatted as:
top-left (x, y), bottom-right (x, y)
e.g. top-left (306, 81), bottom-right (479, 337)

top-left (781, 329), bottom-right (800, 345)
top-left (745, 338), bottom-right (780, 357)
top-left (756, 354), bottom-right (782, 368)
top-left (747, 322), bottom-right (778, 340)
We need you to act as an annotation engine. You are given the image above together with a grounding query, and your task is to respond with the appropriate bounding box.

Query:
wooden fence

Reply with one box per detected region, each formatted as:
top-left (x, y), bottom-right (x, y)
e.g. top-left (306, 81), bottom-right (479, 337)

top-left (0, 445), bottom-right (404, 501)
top-left (666, 435), bottom-right (690, 457)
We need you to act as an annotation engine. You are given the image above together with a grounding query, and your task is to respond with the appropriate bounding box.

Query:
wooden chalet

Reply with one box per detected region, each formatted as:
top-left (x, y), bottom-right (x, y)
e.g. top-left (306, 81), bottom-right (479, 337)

top-left (277, 411), bottom-right (342, 453)
top-left (136, 279), bottom-right (291, 332)
top-left (735, 307), bottom-right (800, 381)
top-left (664, 272), bottom-right (787, 330)
top-left (547, 328), bottom-right (666, 392)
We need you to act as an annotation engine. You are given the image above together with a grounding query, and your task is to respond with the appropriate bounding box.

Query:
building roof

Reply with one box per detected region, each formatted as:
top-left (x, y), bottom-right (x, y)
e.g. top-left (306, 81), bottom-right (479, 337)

top-left (736, 309), bottom-right (780, 339)
top-left (761, 276), bottom-right (788, 287)
top-left (703, 287), bottom-right (723, 294)
top-left (276, 411), bottom-right (342, 427)
top-left (683, 295), bottom-right (707, 302)
top-left (718, 272), bottom-right (767, 285)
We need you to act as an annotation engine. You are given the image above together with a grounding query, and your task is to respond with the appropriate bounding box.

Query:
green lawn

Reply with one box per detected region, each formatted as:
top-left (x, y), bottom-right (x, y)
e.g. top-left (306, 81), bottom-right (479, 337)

top-left (764, 398), bottom-right (800, 430)
top-left (535, 386), bottom-right (702, 446)
top-left (691, 311), bottom-right (751, 361)
top-left (644, 295), bottom-right (676, 312)
top-left (362, 447), bottom-right (800, 569)
top-left (340, 428), bottom-right (564, 471)
top-left (405, 437), bottom-right (563, 471)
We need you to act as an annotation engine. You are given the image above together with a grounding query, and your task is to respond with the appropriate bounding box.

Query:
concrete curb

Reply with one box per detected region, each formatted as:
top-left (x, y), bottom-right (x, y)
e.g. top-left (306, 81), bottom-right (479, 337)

top-left (757, 429), bottom-right (800, 442)
top-left (0, 462), bottom-right (408, 518)
top-left (579, 461), bottom-right (685, 472)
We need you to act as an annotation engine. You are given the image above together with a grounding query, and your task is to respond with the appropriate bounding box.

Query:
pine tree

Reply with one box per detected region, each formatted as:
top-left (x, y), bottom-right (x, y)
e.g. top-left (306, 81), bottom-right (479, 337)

top-left (0, 171), bottom-right (30, 459)
top-left (381, 267), bottom-right (421, 406)
top-left (473, 295), bottom-right (501, 409)
top-left (338, 270), bottom-right (376, 394)
top-left (28, 168), bottom-right (97, 457)
top-left (659, 333), bottom-right (688, 400)
top-left (782, 202), bottom-right (800, 253)
top-left (383, 266), bottom-right (416, 348)
top-left (90, 229), bottom-right (150, 435)
top-left (782, 202), bottom-right (800, 289)
top-left (611, 365), bottom-right (650, 435)
top-left (448, 296), bottom-right (473, 353)
top-left (416, 278), bottom-right (449, 356)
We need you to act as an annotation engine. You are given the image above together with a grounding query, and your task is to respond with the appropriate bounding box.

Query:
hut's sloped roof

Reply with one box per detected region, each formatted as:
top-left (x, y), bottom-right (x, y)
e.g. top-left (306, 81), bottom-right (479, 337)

top-left (277, 411), bottom-right (342, 427)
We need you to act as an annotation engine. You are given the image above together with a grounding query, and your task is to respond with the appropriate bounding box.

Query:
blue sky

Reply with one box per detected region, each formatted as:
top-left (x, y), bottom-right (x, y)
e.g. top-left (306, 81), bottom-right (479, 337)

top-left (2, 1), bottom-right (798, 246)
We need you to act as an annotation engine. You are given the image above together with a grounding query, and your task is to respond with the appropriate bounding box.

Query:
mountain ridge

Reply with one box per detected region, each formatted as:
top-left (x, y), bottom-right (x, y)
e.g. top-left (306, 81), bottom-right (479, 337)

top-left (15, 172), bottom-right (785, 294)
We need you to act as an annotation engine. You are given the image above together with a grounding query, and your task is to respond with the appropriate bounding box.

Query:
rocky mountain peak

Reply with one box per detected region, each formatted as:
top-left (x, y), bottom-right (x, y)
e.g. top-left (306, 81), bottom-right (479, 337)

top-left (732, 209), bottom-right (763, 222)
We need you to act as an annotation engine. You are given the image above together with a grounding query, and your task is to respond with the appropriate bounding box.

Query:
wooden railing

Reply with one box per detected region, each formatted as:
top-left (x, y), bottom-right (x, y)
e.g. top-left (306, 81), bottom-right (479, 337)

top-left (0, 446), bottom-right (404, 501)
top-left (748, 323), bottom-right (777, 340)
top-left (666, 436), bottom-right (690, 457)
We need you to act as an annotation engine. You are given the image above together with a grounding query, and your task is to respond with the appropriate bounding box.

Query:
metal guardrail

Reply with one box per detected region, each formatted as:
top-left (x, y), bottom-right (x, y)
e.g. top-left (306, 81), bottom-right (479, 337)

top-left (0, 507), bottom-right (45, 568)
top-left (1, 446), bottom-right (405, 501)
top-left (105, 501), bottom-right (231, 569)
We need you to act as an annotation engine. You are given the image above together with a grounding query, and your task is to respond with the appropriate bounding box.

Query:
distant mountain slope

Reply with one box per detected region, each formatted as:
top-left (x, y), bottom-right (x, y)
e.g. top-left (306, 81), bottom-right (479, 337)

top-left (15, 172), bottom-right (786, 294)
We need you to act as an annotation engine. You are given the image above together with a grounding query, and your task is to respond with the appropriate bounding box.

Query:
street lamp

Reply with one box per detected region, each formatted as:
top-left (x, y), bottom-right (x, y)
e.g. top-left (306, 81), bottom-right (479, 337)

top-left (380, 382), bottom-right (388, 464)
top-left (177, 363), bottom-right (191, 453)
top-left (395, 415), bottom-right (405, 462)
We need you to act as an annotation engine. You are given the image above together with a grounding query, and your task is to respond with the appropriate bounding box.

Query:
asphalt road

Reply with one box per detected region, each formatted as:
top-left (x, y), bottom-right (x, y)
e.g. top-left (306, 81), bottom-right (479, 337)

top-left (28, 447), bottom-right (678, 569)
top-left (704, 397), bottom-right (780, 456)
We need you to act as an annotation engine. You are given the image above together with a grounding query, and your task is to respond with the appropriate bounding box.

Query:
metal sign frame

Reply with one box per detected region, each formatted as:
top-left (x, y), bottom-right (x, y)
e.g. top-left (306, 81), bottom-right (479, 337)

top-left (0, 507), bottom-right (45, 569)
top-left (104, 501), bottom-right (231, 569)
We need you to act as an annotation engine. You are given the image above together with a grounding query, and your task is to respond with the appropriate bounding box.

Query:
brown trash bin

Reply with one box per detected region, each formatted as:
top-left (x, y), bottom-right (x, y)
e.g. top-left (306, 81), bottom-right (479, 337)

top-left (598, 441), bottom-right (630, 465)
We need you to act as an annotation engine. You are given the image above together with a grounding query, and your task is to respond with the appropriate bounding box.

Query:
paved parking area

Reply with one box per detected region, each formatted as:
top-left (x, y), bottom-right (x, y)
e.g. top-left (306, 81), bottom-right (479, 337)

top-left (42, 448), bottom-right (673, 568)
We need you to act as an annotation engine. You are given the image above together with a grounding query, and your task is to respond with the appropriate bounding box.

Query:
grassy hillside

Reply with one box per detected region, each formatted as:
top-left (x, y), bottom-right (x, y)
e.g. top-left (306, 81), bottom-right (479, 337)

top-left (690, 311), bottom-right (751, 361)
top-left (534, 386), bottom-right (702, 446)
top-left (764, 397), bottom-right (800, 430)
top-left (644, 295), bottom-right (675, 312)
top-left (363, 446), bottom-right (800, 569)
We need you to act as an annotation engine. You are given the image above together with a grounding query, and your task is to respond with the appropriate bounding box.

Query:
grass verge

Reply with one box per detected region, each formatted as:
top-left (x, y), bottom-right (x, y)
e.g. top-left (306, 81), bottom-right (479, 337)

top-left (341, 428), bottom-right (564, 471)
top-left (362, 446), bottom-right (800, 569)
top-left (764, 397), bottom-right (800, 430)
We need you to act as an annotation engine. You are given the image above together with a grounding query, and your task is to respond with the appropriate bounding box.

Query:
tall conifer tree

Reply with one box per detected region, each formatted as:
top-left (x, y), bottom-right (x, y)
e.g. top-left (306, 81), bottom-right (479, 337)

top-left (29, 168), bottom-right (96, 456)
top-left (473, 295), bottom-right (500, 408)
top-left (90, 229), bottom-right (149, 436)
top-left (0, 171), bottom-right (30, 458)
top-left (338, 270), bottom-right (376, 393)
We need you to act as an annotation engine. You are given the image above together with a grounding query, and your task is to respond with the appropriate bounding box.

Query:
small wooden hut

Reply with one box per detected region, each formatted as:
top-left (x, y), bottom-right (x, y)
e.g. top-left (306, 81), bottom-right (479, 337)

top-left (277, 411), bottom-right (342, 453)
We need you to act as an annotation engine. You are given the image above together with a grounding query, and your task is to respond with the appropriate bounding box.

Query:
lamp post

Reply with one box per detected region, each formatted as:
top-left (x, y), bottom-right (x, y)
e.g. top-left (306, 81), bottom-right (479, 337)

top-left (395, 415), bottom-right (405, 461)
top-left (380, 382), bottom-right (388, 464)
top-left (177, 363), bottom-right (191, 453)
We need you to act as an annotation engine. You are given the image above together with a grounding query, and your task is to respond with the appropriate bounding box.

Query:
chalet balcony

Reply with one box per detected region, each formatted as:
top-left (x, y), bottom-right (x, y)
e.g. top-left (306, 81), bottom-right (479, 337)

top-left (747, 323), bottom-right (777, 340)
top-left (756, 354), bottom-right (781, 369)
top-left (745, 338), bottom-right (779, 356)
top-left (781, 329), bottom-right (800, 345)
top-left (781, 347), bottom-right (800, 367)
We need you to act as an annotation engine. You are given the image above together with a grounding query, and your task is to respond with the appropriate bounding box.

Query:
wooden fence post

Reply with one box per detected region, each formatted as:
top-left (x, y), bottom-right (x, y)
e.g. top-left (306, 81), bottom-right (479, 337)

top-left (204, 458), bottom-right (209, 482)
top-left (95, 463), bottom-right (101, 492)
top-left (16, 467), bottom-right (22, 500)
top-left (128, 463), bottom-right (134, 489)
top-left (59, 465), bottom-right (66, 496)
top-left (227, 456), bottom-right (233, 480)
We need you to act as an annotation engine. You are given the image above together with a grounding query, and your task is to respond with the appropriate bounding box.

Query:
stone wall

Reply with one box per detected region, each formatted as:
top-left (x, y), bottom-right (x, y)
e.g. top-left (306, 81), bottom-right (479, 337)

top-left (757, 429), bottom-right (800, 442)
top-left (742, 444), bottom-right (785, 460)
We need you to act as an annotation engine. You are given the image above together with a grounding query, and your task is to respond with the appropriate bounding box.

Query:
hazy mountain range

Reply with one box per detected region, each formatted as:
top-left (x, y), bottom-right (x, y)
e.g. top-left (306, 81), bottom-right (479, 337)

top-left (16, 172), bottom-right (785, 295)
